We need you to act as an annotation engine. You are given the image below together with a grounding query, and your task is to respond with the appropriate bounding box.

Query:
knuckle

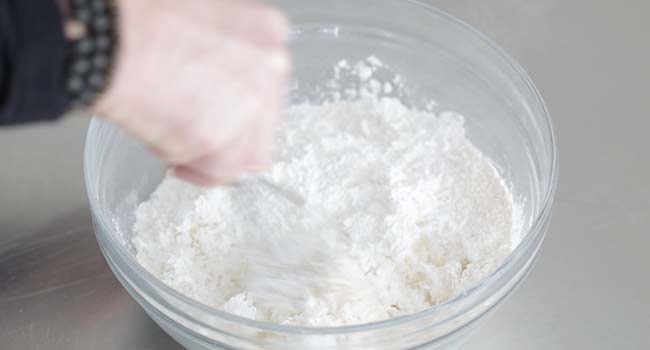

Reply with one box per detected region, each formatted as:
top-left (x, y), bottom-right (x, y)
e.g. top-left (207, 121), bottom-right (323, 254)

top-left (265, 49), bottom-right (291, 77)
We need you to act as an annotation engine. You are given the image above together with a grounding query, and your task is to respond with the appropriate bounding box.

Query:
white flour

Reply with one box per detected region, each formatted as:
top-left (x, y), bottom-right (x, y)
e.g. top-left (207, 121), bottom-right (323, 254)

top-left (133, 95), bottom-right (517, 326)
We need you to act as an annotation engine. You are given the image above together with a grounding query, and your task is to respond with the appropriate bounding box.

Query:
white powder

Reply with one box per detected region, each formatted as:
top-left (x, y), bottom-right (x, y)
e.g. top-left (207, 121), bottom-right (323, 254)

top-left (132, 95), bottom-right (517, 327)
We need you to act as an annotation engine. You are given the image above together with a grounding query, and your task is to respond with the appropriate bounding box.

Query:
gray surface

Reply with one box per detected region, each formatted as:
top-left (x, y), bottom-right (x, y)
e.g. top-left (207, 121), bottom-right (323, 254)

top-left (1, 1), bottom-right (649, 349)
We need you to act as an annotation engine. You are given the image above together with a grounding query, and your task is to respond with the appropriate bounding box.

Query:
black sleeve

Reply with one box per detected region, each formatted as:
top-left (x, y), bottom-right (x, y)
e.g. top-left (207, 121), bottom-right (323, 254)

top-left (0, 0), bottom-right (71, 125)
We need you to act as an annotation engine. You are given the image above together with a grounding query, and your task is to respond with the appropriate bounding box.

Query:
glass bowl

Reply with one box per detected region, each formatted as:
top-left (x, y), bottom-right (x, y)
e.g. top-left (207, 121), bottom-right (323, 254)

top-left (84, 0), bottom-right (558, 349)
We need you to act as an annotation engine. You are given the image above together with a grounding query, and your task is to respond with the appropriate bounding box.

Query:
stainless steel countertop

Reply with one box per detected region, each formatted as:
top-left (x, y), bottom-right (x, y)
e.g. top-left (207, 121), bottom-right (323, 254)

top-left (1, 1), bottom-right (649, 349)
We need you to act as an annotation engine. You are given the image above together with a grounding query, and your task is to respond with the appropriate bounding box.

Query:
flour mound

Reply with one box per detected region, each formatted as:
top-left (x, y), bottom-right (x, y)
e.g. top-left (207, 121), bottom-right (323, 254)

top-left (133, 97), bottom-right (516, 326)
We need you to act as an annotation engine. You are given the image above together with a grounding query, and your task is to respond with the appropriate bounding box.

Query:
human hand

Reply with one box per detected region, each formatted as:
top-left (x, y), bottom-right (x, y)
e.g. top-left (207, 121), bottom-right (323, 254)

top-left (91, 0), bottom-right (290, 186)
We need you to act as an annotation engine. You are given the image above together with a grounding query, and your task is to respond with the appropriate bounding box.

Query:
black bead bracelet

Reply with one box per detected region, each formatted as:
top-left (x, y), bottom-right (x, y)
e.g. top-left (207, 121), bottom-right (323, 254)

top-left (64, 0), bottom-right (117, 108)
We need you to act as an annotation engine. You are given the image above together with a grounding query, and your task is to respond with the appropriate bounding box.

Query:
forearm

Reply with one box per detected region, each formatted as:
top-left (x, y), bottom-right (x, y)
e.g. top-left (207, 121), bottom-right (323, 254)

top-left (0, 0), bottom-right (70, 125)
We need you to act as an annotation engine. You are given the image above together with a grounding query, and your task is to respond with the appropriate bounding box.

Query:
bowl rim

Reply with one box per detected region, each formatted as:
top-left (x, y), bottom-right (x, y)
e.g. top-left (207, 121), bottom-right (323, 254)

top-left (84, 0), bottom-right (559, 336)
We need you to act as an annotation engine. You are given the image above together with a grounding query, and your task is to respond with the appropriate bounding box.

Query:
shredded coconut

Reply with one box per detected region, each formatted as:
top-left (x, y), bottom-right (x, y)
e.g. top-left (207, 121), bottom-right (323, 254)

top-left (132, 59), bottom-right (518, 327)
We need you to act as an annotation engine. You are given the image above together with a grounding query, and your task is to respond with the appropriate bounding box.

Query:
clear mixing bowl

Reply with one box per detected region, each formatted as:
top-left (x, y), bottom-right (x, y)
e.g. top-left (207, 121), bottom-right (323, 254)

top-left (85, 1), bottom-right (558, 349)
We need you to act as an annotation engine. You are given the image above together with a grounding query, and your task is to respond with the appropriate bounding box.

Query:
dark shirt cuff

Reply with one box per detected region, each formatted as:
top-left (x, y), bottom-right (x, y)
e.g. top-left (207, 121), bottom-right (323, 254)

top-left (0, 0), bottom-right (71, 125)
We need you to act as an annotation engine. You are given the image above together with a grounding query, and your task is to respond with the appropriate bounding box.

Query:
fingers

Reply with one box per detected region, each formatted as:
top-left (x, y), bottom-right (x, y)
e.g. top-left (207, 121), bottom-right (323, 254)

top-left (148, 92), bottom-right (283, 188)
top-left (172, 117), bottom-right (275, 186)
top-left (185, 127), bottom-right (255, 183)
top-left (156, 63), bottom-right (284, 168)
top-left (165, 51), bottom-right (286, 181)
top-left (173, 166), bottom-right (219, 187)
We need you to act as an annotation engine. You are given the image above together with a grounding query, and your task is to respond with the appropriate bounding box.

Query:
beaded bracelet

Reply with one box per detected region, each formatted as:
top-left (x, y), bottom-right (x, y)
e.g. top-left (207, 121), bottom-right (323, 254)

top-left (61, 0), bottom-right (117, 108)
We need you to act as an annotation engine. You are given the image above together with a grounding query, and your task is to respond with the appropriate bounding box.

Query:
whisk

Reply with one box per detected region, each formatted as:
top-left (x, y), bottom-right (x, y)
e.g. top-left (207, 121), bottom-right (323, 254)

top-left (232, 173), bottom-right (306, 207)
top-left (227, 173), bottom-right (367, 310)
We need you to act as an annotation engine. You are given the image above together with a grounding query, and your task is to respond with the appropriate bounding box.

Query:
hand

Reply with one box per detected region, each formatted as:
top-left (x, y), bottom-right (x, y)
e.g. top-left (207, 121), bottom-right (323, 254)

top-left (91, 0), bottom-right (290, 186)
